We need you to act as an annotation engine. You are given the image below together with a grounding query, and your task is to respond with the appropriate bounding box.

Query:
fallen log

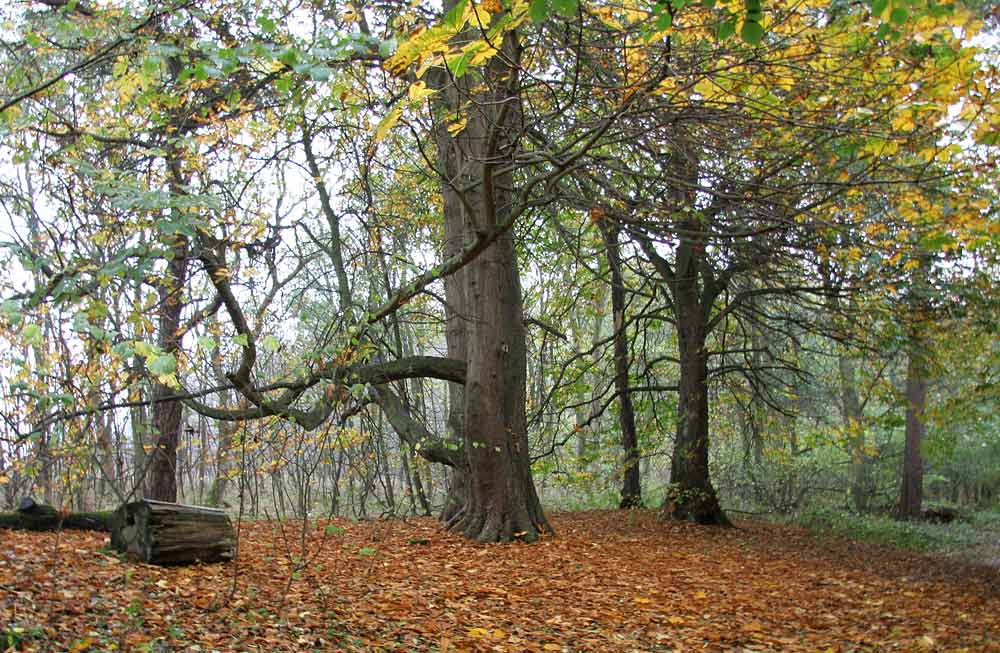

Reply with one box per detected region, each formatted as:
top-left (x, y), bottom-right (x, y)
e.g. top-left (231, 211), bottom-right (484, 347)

top-left (0, 497), bottom-right (112, 532)
top-left (110, 499), bottom-right (235, 565)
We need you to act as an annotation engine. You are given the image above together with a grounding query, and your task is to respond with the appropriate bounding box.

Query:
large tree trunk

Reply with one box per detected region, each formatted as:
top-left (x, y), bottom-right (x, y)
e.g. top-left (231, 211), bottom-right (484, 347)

top-left (666, 306), bottom-right (729, 526)
top-left (598, 219), bottom-right (642, 509)
top-left (436, 160), bottom-right (470, 526)
top-left (900, 342), bottom-right (926, 519)
top-left (427, 11), bottom-right (549, 542)
top-left (449, 234), bottom-right (549, 541)
top-left (646, 135), bottom-right (729, 527)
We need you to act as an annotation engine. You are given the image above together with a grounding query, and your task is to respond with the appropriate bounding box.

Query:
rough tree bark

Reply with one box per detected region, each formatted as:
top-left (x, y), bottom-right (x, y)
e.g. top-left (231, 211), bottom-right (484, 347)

top-left (111, 499), bottom-right (234, 564)
top-left (666, 268), bottom-right (729, 526)
top-left (146, 148), bottom-right (191, 503)
top-left (425, 5), bottom-right (550, 541)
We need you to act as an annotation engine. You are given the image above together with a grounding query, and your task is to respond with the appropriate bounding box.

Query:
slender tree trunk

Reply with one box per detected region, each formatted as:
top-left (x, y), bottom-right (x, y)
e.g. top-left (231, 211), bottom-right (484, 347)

top-left (408, 445), bottom-right (432, 516)
top-left (207, 418), bottom-right (236, 507)
top-left (24, 166), bottom-right (54, 505)
top-left (147, 228), bottom-right (189, 502)
top-left (597, 219), bottom-right (641, 508)
top-left (900, 340), bottom-right (927, 519)
top-left (838, 353), bottom-right (873, 513)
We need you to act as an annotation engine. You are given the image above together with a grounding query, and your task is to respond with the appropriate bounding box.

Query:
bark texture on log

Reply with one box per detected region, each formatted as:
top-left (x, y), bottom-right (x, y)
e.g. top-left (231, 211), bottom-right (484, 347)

top-left (111, 499), bottom-right (235, 565)
top-left (0, 497), bottom-right (112, 532)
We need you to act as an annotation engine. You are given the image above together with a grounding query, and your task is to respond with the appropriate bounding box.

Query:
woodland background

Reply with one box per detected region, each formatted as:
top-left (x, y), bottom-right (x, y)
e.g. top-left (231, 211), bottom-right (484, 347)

top-left (0, 0), bottom-right (998, 550)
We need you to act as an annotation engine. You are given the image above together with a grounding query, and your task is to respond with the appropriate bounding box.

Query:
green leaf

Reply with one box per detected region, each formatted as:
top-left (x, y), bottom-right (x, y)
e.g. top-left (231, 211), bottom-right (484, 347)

top-left (262, 335), bottom-right (281, 352)
top-left (325, 524), bottom-right (345, 537)
top-left (740, 19), bottom-right (763, 44)
top-left (358, 547), bottom-right (377, 557)
top-left (716, 18), bottom-right (736, 40)
top-left (309, 66), bottom-right (332, 81)
top-left (446, 50), bottom-right (475, 78)
top-left (975, 129), bottom-right (1000, 146)
top-left (378, 38), bottom-right (398, 58)
top-left (551, 0), bottom-right (578, 17)
top-left (22, 324), bottom-right (43, 346)
top-left (148, 354), bottom-right (177, 376)
top-left (0, 300), bottom-right (22, 326)
top-left (529, 0), bottom-right (550, 23)
top-left (197, 336), bottom-right (217, 351)
top-left (871, 0), bottom-right (888, 16)
top-left (444, 0), bottom-right (469, 28)
top-left (889, 7), bottom-right (907, 25)
top-left (256, 15), bottom-right (276, 33)
top-left (233, 333), bottom-right (249, 347)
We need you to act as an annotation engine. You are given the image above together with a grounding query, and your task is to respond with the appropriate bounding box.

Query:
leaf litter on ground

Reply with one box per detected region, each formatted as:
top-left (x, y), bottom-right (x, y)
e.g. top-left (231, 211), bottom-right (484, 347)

top-left (1, 510), bottom-right (998, 652)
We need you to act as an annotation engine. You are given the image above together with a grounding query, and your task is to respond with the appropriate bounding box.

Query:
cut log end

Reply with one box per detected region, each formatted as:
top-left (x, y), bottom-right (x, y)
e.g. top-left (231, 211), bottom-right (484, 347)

top-left (111, 499), bottom-right (235, 565)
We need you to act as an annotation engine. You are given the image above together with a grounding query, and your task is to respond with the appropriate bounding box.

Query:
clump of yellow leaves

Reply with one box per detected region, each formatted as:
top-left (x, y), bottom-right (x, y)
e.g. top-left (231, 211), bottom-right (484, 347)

top-left (374, 0), bottom-right (532, 143)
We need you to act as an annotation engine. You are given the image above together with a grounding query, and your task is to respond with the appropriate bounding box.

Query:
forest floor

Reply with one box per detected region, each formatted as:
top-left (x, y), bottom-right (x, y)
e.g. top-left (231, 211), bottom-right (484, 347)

top-left (2, 510), bottom-right (999, 652)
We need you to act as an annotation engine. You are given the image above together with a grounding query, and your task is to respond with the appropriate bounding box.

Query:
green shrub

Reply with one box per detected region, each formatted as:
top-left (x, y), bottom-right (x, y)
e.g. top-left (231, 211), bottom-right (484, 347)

top-left (793, 508), bottom-right (975, 552)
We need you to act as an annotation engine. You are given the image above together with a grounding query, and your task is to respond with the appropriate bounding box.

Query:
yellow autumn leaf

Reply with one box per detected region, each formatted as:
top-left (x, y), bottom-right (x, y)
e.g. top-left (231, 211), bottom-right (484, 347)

top-left (374, 106), bottom-right (404, 143)
top-left (467, 627), bottom-right (489, 638)
top-left (463, 0), bottom-right (493, 27)
top-left (69, 639), bottom-right (93, 653)
top-left (407, 80), bottom-right (435, 103)
top-left (543, 645), bottom-right (561, 652)
top-left (448, 117), bottom-right (468, 136)
top-left (668, 616), bottom-right (685, 625)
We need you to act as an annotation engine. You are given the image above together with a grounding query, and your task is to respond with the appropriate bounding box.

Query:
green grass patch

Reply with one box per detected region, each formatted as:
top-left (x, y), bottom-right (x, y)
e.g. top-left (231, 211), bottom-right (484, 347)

top-left (796, 509), bottom-right (936, 550)
top-left (791, 507), bottom-right (998, 554)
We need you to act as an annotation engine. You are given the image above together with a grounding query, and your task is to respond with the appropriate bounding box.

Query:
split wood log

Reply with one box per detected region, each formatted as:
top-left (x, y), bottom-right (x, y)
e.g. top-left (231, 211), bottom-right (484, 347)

top-left (110, 499), bottom-right (235, 565)
top-left (0, 497), bottom-right (112, 532)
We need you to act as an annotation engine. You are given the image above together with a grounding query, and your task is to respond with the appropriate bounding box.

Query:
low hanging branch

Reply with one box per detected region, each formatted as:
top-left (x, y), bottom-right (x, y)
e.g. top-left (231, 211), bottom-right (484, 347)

top-left (369, 385), bottom-right (466, 469)
top-left (183, 355), bottom-right (465, 428)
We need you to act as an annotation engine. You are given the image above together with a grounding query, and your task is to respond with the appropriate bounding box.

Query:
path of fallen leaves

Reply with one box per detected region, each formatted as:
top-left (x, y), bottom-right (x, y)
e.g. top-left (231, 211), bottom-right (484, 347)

top-left (2, 510), bottom-right (998, 652)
